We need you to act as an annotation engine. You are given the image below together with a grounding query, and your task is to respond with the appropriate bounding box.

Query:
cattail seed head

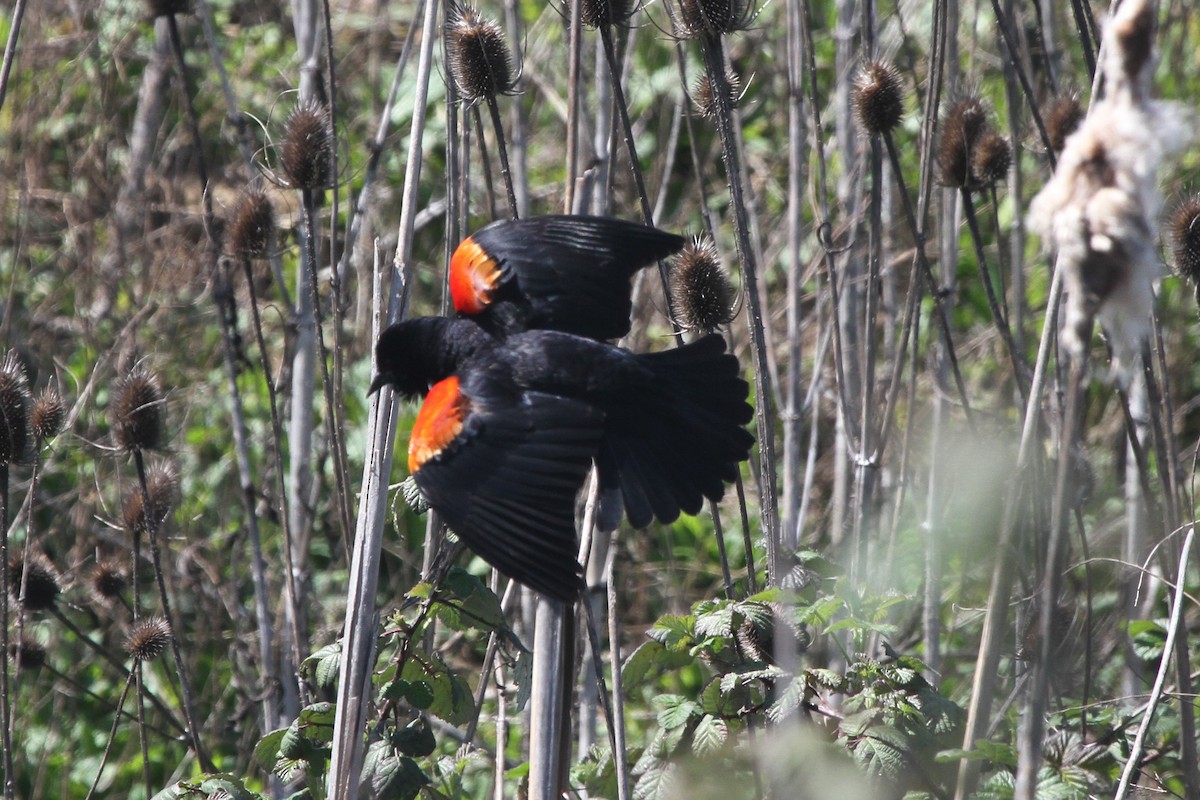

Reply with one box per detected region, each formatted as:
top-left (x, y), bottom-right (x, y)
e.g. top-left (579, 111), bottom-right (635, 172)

top-left (281, 101), bottom-right (333, 191)
top-left (89, 560), bottom-right (129, 604)
top-left (971, 130), bottom-right (1012, 187)
top-left (676, 0), bottom-right (753, 38)
top-left (145, 0), bottom-right (188, 18)
top-left (123, 461), bottom-right (180, 535)
top-left (9, 552), bottom-right (61, 612)
top-left (671, 236), bottom-right (736, 333)
top-left (938, 97), bottom-right (989, 189)
top-left (0, 352), bottom-right (31, 467)
top-left (1169, 197), bottom-right (1200, 286)
top-left (853, 61), bottom-right (905, 136)
top-left (693, 70), bottom-right (740, 120)
top-left (229, 190), bottom-right (276, 259)
top-left (31, 386), bottom-right (66, 443)
top-left (112, 367), bottom-right (165, 452)
top-left (581, 0), bottom-right (635, 28)
top-left (1045, 94), bottom-right (1084, 154)
top-left (445, 4), bottom-right (517, 103)
top-left (9, 639), bottom-right (47, 670)
top-left (126, 617), bottom-right (172, 661)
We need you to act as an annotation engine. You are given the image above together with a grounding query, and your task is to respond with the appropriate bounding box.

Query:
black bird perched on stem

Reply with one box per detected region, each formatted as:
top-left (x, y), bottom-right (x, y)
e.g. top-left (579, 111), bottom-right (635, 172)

top-left (372, 317), bottom-right (754, 599)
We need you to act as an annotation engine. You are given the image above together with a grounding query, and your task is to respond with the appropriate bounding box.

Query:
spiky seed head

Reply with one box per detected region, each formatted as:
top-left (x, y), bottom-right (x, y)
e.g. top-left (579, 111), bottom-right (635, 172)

top-left (9, 552), bottom-right (60, 612)
top-left (9, 639), bottom-right (47, 670)
top-left (0, 352), bottom-right (31, 467)
top-left (281, 101), bottom-right (333, 191)
top-left (581, 0), bottom-right (635, 28)
top-left (30, 386), bottom-right (66, 443)
top-left (671, 236), bottom-right (736, 333)
top-left (229, 190), bottom-right (276, 259)
top-left (145, 0), bottom-right (188, 18)
top-left (112, 367), bottom-right (165, 452)
top-left (445, 5), bottom-right (517, 102)
top-left (1045, 94), bottom-right (1084, 154)
top-left (676, 0), bottom-right (753, 38)
top-left (122, 461), bottom-right (180, 535)
top-left (1168, 197), bottom-right (1200, 285)
top-left (853, 61), bottom-right (905, 136)
top-left (89, 560), bottom-right (128, 604)
top-left (937, 97), bottom-right (990, 189)
top-left (971, 130), bottom-right (1012, 187)
top-left (693, 70), bottom-right (740, 121)
top-left (126, 617), bottom-right (171, 661)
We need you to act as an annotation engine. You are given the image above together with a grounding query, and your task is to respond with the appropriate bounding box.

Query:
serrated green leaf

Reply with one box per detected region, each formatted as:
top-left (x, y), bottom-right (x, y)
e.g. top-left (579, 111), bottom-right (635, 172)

top-left (695, 604), bottom-right (735, 638)
top-left (850, 724), bottom-right (912, 780)
top-left (690, 714), bottom-right (728, 756)
top-left (806, 668), bottom-right (848, 692)
top-left (647, 615), bottom-right (697, 650)
top-left (254, 727), bottom-right (289, 769)
top-left (513, 646), bottom-right (533, 711)
top-left (301, 643), bottom-right (342, 692)
top-left (656, 695), bottom-right (701, 729)
top-left (362, 740), bottom-right (430, 800)
top-left (400, 652), bottom-right (474, 725)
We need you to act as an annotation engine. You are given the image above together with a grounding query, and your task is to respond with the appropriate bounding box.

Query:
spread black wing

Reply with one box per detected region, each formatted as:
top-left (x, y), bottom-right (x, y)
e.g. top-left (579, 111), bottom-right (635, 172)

top-left (412, 379), bottom-right (604, 601)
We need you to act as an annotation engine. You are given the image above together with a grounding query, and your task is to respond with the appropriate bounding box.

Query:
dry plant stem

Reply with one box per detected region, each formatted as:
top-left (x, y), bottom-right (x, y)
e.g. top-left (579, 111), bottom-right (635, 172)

top-left (328, 0), bottom-right (437, 791)
top-left (83, 669), bottom-right (138, 800)
top-left (529, 597), bottom-right (570, 799)
top-left (132, 450), bottom-right (212, 771)
top-left (0, 0), bottom-right (27, 117)
top-left (472, 107), bottom-right (499, 220)
top-left (191, 0), bottom-right (257, 168)
top-left (1015, 350), bottom-right (1086, 800)
top-left (484, 94), bottom-right (520, 219)
top-left (960, 189), bottom-right (1027, 399)
top-left (563, 0), bottom-right (582, 213)
top-left (955, 265), bottom-right (1063, 800)
top-left (698, 35), bottom-right (780, 583)
top-left (1115, 526), bottom-right (1195, 799)
top-left (463, 582), bottom-right (517, 744)
top-left (338, 7), bottom-right (422, 281)
top-left (134, 663), bottom-right (153, 797)
top-left (605, 555), bottom-right (632, 800)
top-left (0, 465), bottom-right (11, 800)
top-left (882, 135), bottom-right (975, 424)
top-left (987, 0), bottom-right (1056, 161)
top-left (299, 188), bottom-right (354, 557)
top-left (1068, 0), bottom-right (1098, 81)
top-left (1072, 508), bottom-right (1093, 739)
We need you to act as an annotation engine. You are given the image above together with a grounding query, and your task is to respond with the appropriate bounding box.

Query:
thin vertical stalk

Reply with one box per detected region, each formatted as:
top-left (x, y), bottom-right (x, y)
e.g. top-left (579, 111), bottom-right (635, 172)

top-left (0, 463), bottom-right (11, 800)
top-left (0, 0), bottom-right (28, 113)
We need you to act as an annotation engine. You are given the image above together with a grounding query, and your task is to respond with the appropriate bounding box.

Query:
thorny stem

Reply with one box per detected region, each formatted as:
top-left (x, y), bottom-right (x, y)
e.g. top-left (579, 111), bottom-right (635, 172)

top-left (484, 94), bottom-right (520, 219)
top-left (83, 670), bottom-right (138, 800)
top-left (0, 464), bottom-right (11, 800)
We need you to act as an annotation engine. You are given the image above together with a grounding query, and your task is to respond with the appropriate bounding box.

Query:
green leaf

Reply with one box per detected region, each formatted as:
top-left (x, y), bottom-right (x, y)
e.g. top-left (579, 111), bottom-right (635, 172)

top-left (622, 640), bottom-right (694, 689)
top-left (691, 714), bottom-right (728, 756)
top-left (647, 615), bottom-right (697, 650)
top-left (655, 694), bottom-right (701, 729)
top-left (361, 740), bottom-right (430, 800)
top-left (400, 651), bottom-right (474, 725)
top-left (301, 643), bottom-right (342, 692)
top-left (394, 717), bottom-right (436, 758)
top-left (849, 724), bottom-right (912, 780)
top-left (694, 603), bottom-right (735, 638)
top-left (151, 774), bottom-right (266, 800)
top-left (254, 727), bottom-right (289, 769)
top-left (432, 568), bottom-right (508, 633)
top-left (513, 646), bottom-right (534, 711)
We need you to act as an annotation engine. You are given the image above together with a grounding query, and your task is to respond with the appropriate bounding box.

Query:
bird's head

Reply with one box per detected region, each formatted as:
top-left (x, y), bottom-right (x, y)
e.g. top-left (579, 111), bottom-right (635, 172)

top-left (370, 317), bottom-right (491, 400)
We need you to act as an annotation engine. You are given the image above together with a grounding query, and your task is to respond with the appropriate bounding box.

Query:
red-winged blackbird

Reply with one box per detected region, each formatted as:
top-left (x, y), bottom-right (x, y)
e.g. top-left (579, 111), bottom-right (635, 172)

top-left (372, 317), bottom-right (754, 545)
top-left (449, 215), bottom-right (685, 339)
top-left (401, 363), bottom-right (604, 600)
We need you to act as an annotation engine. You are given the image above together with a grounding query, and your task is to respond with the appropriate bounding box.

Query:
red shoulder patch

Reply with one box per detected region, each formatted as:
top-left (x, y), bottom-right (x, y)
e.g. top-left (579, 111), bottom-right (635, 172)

top-left (449, 236), bottom-right (502, 316)
top-left (409, 377), bottom-right (469, 473)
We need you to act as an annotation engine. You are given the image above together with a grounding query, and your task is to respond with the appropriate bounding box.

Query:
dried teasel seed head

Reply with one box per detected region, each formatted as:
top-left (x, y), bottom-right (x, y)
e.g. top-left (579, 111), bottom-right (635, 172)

top-left (126, 617), bottom-right (172, 661)
top-left (112, 367), bottom-right (165, 452)
top-left (31, 386), bottom-right (66, 443)
top-left (0, 352), bottom-right (31, 467)
top-left (853, 61), bottom-right (905, 136)
top-left (9, 552), bottom-right (61, 612)
top-left (581, 0), bottom-right (635, 28)
top-left (229, 190), bottom-right (276, 259)
top-left (693, 70), bottom-right (740, 120)
top-left (281, 101), bottom-right (333, 190)
top-left (1169, 197), bottom-right (1200, 286)
top-left (145, 0), bottom-right (188, 18)
top-left (676, 0), bottom-right (753, 38)
top-left (122, 461), bottom-right (180, 535)
top-left (9, 639), bottom-right (47, 671)
top-left (445, 4), bottom-right (517, 102)
top-left (937, 96), bottom-right (989, 189)
top-left (671, 236), bottom-right (736, 333)
top-left (971, 130), bottom-right (1012, 187)
top-left (1045, 94), bottom-right (1084, 154)
top-left (89, 560), bottom-right (129, 604)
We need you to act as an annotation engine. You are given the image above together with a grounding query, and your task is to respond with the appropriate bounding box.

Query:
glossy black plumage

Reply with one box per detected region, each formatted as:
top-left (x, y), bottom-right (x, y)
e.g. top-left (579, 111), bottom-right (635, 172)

top-left (450, 215), bottom-right (685, 340)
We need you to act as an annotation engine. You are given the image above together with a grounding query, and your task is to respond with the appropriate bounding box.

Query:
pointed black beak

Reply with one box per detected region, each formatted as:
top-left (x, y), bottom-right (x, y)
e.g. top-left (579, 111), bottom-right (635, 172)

top-left (369, 373), bottom-right (390, 395)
